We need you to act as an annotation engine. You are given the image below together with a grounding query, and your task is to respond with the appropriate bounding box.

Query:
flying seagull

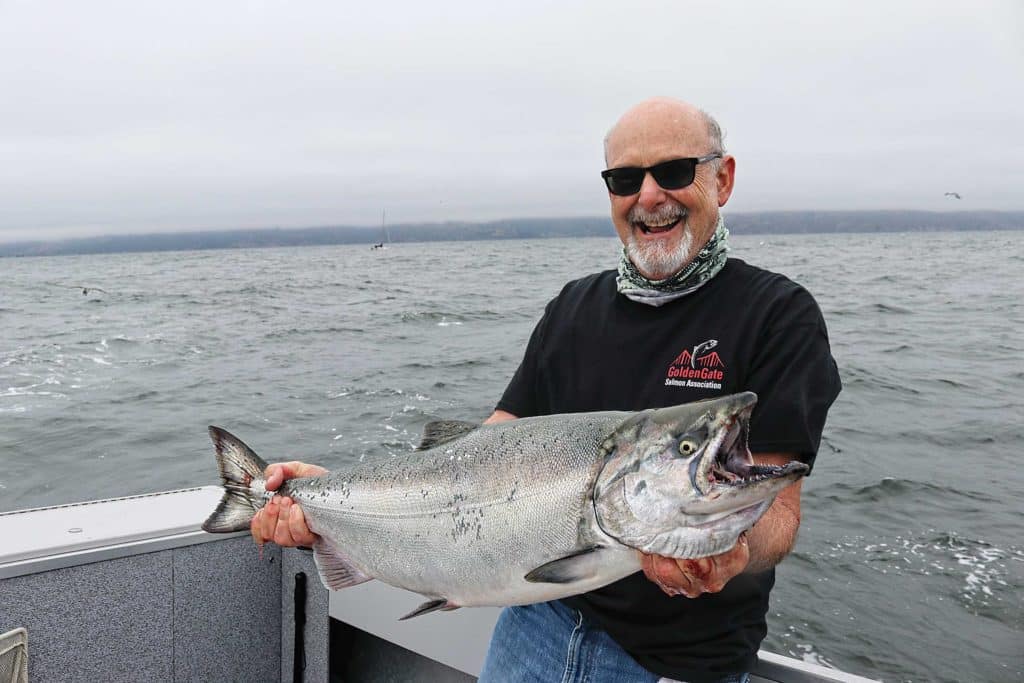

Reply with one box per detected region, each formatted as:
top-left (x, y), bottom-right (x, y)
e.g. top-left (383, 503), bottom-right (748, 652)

top-left (944, 192), bottom-right (962, 200)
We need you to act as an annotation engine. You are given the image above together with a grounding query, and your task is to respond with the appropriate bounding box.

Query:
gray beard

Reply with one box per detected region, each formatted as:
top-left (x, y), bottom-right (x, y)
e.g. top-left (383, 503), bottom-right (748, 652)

top-left (625, 226), bottom-right (695, 281)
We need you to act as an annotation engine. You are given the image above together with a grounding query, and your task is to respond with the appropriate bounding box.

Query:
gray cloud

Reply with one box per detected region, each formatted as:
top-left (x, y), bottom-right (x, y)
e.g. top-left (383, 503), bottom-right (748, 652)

top-left (1, 0), bottom-right (1021, 242)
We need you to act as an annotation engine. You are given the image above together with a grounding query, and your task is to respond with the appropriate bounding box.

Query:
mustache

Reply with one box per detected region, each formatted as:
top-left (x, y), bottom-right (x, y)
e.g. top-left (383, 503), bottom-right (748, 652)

top-left (627, 202), bottom-right (688, 225)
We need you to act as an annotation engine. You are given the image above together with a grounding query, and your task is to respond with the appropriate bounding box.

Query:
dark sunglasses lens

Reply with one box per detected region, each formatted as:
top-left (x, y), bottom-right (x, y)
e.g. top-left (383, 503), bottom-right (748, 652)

top-left (650, 159), bottom-right (697, 190)
top-left (603, 169), bottom-right (644, 196)
top-left (603, 159), bottom-right (700, 195)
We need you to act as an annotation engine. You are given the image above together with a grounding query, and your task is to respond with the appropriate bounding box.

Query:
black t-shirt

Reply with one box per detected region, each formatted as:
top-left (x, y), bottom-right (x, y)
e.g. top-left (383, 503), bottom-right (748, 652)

top-left (496, 258), bottom-right (842, 682)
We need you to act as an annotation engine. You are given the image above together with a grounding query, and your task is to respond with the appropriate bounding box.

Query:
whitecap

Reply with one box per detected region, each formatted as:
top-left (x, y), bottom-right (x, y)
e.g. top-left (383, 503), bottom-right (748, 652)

top-left (792, 643), bottom-right (836, 669)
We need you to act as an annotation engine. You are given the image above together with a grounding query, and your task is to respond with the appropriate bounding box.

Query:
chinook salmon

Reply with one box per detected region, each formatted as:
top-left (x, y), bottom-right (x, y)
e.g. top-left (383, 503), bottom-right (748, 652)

top-left (203, 392), bottom-right (806, 619)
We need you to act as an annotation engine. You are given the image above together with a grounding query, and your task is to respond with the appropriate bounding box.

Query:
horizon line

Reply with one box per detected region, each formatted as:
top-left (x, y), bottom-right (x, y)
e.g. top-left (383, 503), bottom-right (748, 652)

top-left (3, 208), bottom-right (1023, 248)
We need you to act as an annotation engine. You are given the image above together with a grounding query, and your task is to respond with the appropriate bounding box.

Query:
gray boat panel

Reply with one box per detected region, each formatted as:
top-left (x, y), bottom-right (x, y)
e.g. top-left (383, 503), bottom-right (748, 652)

top-left (330, 580), bottom-right (499, 675)
top-left (0, 535), bottom-right (282, 682)
top-left (0, 486), bottom-right (236, 579)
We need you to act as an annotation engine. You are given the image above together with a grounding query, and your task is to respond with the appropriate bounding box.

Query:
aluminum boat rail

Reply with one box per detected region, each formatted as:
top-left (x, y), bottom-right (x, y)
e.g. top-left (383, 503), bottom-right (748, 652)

top-left (0, 488), bottom-right (876, 682)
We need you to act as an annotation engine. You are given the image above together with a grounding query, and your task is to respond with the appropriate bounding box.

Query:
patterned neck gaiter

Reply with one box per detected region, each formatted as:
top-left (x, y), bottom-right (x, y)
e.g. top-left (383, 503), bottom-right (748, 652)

top-left (616, 216), bottom-right (731, 307)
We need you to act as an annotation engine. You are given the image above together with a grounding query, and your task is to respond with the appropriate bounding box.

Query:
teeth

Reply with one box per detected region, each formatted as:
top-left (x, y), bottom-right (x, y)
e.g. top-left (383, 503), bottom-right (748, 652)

top-left (642, 220), bottom-right (677, 229)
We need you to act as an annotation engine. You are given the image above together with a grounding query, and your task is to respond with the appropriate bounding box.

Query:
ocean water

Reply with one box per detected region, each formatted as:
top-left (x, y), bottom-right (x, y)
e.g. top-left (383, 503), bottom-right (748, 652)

top-left (2, 231), bottom-right (1022, 682)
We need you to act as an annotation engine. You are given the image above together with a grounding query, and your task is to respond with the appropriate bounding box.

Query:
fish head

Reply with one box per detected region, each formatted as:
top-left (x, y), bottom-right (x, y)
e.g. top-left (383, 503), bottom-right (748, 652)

top-left (592, 392), bottom-right (808, 558)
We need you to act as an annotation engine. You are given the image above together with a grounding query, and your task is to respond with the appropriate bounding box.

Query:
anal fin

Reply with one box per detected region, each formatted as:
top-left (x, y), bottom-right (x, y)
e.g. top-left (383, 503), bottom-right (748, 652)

top-left (312, 539), bottom-right (374, 591)
top-left (525, 547), bottom-right (607, 584)
top-left (399, 598), bottom-right (461, 620)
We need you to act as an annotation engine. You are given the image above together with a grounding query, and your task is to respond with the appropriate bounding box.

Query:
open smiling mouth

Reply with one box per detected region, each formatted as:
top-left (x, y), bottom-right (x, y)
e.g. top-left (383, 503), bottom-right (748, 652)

top-left (634, 218), bottom-right (682, 235)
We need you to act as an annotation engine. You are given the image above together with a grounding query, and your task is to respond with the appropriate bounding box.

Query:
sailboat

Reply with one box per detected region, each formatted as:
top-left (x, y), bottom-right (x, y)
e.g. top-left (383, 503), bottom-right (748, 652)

top-left (371, 210), bottom-right (391, 250)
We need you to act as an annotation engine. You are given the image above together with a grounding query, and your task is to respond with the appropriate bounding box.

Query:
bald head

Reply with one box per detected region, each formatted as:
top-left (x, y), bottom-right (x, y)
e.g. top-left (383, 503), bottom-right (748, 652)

top-left (601, 97), bottom-right (736, 280)
top-left (604, 98), bottom-right (724, 166)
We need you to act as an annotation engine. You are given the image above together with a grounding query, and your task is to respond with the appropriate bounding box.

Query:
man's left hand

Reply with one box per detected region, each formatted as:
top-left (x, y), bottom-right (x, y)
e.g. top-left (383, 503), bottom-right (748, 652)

top-left (640, 533), bottom-right (750, 598)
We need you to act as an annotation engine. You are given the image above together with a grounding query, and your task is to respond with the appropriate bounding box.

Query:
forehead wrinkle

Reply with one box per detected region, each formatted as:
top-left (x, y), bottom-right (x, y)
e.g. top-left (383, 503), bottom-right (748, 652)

top-left (606, 103), bottom-right (709, 168)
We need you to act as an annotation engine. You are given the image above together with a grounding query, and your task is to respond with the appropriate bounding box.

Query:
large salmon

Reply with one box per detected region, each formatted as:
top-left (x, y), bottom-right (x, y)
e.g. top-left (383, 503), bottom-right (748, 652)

top-left (202, 392), bottom-right (806, 619)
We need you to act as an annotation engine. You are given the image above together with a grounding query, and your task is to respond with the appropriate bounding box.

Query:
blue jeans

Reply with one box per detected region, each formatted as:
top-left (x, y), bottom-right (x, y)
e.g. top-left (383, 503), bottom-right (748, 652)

top-left (479, 601), bottom-right (750, 683)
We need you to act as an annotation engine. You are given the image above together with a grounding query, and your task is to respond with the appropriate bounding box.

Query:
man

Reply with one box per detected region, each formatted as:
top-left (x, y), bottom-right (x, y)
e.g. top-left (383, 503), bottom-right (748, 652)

top-left (253, 97), bottom-right (842, 682)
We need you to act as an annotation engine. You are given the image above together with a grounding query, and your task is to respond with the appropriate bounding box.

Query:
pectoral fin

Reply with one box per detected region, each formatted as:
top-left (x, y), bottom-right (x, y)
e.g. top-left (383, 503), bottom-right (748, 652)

top-left (524, 547), bottom-right (606, 584)
top-left (312, 539), bottom-right (374, 591)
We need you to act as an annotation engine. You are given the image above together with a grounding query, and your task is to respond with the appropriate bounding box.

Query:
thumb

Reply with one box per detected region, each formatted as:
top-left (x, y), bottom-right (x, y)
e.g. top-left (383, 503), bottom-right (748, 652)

top-left (264, 462), bottom-right (299, 491)
top-left (265, 461), bottom-right (323, 491)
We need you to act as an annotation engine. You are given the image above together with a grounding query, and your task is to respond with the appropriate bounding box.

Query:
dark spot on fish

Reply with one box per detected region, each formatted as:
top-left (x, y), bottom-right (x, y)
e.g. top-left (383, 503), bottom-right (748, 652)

top-left (634, 480), bottom-right (647, 496)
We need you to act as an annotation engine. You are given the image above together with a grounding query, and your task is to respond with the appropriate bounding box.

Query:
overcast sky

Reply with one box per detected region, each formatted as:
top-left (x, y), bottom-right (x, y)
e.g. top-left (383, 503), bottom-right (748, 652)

top-left (1, 1), bottom-right (1021, 243)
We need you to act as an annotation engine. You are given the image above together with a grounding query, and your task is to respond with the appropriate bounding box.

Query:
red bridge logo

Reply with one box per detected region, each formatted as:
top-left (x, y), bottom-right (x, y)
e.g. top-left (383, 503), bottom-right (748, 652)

top-left (670, 349), bottom-right (725, 369)
top-left (666, 339), bottom-right (725, 384)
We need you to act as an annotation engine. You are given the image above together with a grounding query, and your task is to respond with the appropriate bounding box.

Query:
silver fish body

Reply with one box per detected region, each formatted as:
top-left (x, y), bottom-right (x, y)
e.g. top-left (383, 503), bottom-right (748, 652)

top-left (203, 392), bottom-right (807, 618)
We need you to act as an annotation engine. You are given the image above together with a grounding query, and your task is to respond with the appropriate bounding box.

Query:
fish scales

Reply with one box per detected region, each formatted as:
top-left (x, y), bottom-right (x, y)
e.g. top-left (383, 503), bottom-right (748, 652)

top-left (203, 392), bottom-right (809, 617)
top-left (287, 412), bottom-right (628, 605)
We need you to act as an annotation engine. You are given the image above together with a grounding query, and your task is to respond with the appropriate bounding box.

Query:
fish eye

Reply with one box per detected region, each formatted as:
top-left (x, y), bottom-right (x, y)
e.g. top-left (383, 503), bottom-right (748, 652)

top-left (678, 439), bottom-right (699, 455)
top-left (676, 426), bottom-right (707, 456)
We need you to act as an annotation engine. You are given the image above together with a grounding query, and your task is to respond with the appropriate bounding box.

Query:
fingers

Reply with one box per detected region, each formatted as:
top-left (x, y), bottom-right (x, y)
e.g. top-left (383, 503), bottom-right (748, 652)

top-left (253, 496), bottom-right (283, 545)
top-left (265, 468), bottom-right (284, 492)
top-left (252, 460), bottom-right (328, 548)
top-left (251, 499), bottom-right (273, 546)
top-left (286, 500), bottom-right (317, 546)
top-left (250, 496), bottom-right (319, 548)
top-left (641, 554), bottom-right (701, 598)
top-left (250, 510), bottom-right (263, 546)
top-left (696, 534), bottom-right (749, 591)
top-left (641, 536), bottom-right (751, 598)
top-left (273, 498), bottom-right (298, 546)
top-left (264, 461), bottom-right (329, 491)
top-left (264, 462), bottom-right (300, 492)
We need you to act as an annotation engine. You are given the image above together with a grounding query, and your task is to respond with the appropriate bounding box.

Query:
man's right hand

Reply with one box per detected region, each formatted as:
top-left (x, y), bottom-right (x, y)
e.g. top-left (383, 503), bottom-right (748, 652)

top-left (251, 461), bottom-right (328, 548)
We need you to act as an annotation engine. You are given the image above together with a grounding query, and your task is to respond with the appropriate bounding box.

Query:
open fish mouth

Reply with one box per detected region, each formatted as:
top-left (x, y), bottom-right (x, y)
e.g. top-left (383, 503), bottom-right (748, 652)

top-left (707, 409), bottom-right (808, 488)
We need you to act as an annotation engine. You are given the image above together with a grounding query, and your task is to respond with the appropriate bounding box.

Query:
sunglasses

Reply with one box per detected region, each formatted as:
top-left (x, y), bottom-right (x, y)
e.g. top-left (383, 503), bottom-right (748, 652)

top-left (601, 153), bottom-right (722, 196)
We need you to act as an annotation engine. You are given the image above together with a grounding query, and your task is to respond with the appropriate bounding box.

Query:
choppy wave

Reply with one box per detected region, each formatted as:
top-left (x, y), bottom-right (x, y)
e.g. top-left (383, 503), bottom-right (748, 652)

top-left (817, 530), bottom-right (1020, 614)
top-left (2, 232), bottom-right (1023, 683)
top-left (814, 477), bottom-right (991, 505)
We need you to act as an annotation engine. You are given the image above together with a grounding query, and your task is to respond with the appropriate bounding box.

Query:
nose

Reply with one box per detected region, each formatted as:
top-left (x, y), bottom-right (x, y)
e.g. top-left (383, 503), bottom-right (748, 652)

top-left (636, 171), bottom-right (668, 211)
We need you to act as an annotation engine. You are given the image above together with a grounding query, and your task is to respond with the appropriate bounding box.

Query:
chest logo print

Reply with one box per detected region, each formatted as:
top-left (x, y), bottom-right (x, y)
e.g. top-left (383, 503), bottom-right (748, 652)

top-left (665, 338), bottom-right (725, 389)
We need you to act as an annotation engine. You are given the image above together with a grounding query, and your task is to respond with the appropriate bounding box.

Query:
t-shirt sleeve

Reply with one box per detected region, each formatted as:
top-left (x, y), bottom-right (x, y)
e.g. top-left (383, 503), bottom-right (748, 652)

top-left (744, 288), bottom-right (841, 473)
top-left (495, 302), bottom-right (554, 418)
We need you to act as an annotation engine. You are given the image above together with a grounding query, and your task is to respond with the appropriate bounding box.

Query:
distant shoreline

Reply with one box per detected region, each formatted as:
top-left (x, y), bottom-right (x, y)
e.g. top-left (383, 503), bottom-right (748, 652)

top-left (1, 210), bottom-right (1021, 258)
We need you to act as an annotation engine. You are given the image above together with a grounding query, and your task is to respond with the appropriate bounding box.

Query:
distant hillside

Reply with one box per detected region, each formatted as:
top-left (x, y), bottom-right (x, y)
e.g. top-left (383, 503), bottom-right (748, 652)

top-left (1, 210), bottom-right (1021, 257)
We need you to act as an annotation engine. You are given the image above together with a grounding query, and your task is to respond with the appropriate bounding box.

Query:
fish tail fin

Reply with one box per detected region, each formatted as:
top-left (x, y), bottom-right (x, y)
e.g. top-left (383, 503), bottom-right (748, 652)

top-left (202, 426), bottom-right (270, 533)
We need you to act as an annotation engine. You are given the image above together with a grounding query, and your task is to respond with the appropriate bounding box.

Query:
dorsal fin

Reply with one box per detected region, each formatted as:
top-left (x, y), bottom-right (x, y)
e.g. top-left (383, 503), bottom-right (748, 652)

top-left (416, 420), bottom-right (479, 450)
